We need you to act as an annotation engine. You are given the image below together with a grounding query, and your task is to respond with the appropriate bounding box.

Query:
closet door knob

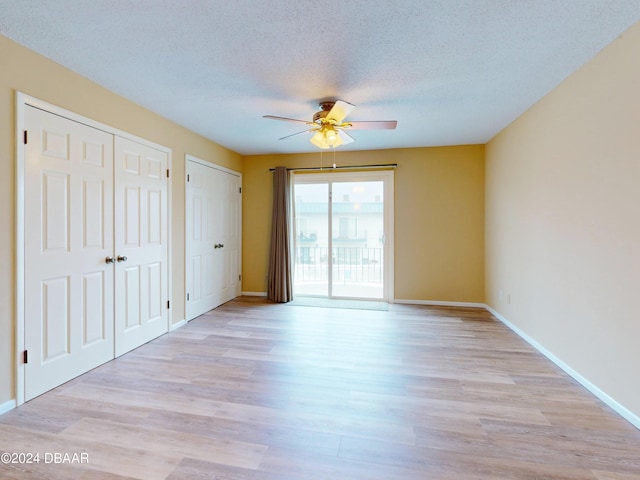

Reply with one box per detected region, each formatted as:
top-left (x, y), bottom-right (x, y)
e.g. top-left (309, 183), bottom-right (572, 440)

top-left (105, 256), bottom-right (116, 264)
top-left (117, 255), bottom-right (128, 263)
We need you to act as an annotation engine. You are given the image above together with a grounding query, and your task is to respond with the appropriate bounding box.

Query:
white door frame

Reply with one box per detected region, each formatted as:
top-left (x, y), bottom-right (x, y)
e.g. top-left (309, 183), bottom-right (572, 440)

top-left (291, 169), bottom-right (395, 301)
top-left (184, 154), bottom-right (242, 320)
top-left (15, 92), bottom-right (173, 406)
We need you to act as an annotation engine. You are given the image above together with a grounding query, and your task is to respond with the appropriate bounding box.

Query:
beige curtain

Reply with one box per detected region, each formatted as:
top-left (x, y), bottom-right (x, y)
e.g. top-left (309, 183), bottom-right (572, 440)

top-left (267, 166), bottom-right (293, 302)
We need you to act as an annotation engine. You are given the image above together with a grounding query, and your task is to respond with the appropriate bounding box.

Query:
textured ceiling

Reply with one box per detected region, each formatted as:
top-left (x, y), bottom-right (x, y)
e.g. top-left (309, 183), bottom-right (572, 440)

top-left (1, 1), bottom-right (639, 155)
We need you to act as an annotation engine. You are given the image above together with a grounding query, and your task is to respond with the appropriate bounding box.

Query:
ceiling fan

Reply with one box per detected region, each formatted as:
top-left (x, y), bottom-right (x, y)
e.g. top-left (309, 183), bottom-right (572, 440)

top-left (263, 100), bottom-right (397, 149)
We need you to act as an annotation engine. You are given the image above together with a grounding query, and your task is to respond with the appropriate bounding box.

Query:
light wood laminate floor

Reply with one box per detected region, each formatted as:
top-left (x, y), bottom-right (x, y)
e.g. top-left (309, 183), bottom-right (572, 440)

top-left (1, 297), bottom-right (640, 479)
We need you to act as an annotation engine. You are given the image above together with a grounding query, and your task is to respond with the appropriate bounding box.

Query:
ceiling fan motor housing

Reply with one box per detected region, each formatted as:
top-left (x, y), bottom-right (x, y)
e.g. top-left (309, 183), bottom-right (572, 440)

top-left (313, 102), bottom-right (335, 124)
top-left (313, 111), bottom-right (328, 123)
top-left (319, 101), bottom-right (335, 111)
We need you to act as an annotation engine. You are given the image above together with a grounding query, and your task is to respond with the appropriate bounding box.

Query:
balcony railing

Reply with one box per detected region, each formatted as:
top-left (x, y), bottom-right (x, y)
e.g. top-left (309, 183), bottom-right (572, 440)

top-left (294, 246), bottom-right (383, 284)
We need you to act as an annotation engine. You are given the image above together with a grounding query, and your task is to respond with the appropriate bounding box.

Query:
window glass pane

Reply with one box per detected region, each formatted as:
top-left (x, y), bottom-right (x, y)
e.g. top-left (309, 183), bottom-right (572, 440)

top-left (293, 183), bottom-right (328, 296)
top-left (331, 181), bottom-right (384, 299)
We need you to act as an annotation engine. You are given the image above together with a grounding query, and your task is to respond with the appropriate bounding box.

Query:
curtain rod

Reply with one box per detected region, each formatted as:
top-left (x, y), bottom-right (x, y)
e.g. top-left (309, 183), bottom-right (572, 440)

top-left (269, 163), bottom-right (397, 172)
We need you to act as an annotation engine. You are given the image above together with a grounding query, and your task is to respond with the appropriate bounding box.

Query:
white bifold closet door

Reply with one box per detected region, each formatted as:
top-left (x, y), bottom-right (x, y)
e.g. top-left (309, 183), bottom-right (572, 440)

top-left (185, 158), bottom-right (241, 321)
top-left (114, 137), bottom-right (168, 356)
top-left (23, 105), bottom-right (169, 401)
top-left (24, 105), bottom-right (115, 400)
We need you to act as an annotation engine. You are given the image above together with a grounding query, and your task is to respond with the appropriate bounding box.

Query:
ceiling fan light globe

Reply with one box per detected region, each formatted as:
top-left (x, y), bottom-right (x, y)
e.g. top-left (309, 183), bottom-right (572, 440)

top-left (326, 132), bottom-right (343, 148)
top-left (310, 131), bottom-right (330, 149)
top-left (325, 128), bottom-right (337, 142)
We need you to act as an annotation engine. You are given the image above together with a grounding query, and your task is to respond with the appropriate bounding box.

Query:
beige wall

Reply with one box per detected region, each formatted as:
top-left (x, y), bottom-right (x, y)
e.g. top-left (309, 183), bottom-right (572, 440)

top-left (486, 22), bottom-right (640, 418)
top-left (0, 36), bottom-right (242, 404)
top-left (242, 146), bottom-right (485, 302)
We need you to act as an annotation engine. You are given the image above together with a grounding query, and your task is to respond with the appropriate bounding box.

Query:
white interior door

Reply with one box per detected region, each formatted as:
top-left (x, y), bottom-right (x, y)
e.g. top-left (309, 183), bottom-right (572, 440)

top-left (215, 168), bottom-right (241, 305)
top-left (185, 160), bottom-right (216, 319)
top-left (219, 170), bottom-right (241, 304)
top-left (186, 158), bottom-right (241, 320)
top-left (24, 105), bottom-right (115, 400)
top-left (114, 137), bottom-right (169, 356)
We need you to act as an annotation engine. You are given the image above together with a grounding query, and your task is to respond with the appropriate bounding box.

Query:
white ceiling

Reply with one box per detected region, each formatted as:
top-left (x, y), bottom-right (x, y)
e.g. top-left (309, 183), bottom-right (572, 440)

top-left (1, 1), bottom-right (639, 156)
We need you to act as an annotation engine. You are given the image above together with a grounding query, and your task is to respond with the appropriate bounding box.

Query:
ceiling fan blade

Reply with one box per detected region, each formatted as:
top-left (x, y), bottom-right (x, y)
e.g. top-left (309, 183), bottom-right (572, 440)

top-left (278, 129), bottom-right (313, 140)
top-left (263, 115), bottom-right (313, 125)
top-left (327, 100), bottom-right (355, 123)
top-left (346, 120), bottom-right (397, 130)
top-left (337, 129), bottom-right (355, 145)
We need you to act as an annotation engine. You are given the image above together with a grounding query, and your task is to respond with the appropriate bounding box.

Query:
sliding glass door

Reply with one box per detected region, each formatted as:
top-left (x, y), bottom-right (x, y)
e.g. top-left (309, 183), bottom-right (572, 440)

top-left (292, 171), bottom-right (393, 300)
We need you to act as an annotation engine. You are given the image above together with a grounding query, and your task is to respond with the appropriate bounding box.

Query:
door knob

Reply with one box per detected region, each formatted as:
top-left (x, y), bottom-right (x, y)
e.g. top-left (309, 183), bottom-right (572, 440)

top-left (105, 256), bottom-right (116, 264)
top-left (214, 243), bottom-right (224, 249)
top-left (117, 255), bottom-right (128, 263)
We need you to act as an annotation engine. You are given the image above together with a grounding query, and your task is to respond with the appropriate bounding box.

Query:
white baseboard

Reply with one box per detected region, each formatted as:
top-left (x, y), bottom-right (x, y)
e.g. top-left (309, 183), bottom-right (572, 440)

top-left (394, 298), bottom-right (486, 308)
top-left (169, 318), bottom-right (187, 331)
top-left (242, 294), bottom-right (485, 308)
top-left (0, 398), bottom-right (16, 416)
top-left (485, 304), bottom-right (640, 431)
top-left (238, 294), bottom-right (486, 308)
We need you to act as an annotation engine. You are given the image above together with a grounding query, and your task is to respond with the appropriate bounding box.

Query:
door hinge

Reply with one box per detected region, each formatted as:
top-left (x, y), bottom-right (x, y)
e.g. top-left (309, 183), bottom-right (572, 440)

top-left (238, 274), bottom-right (242, 281)
top-left (187, 174), bottom-right (190, 182)
top-left (23, 130), bottom-right (28, 144)
top-left (187, 293), bottom-right (190, 301)
top-left (239, 187), bottom-right (242, 194)
top-left (166, 169), bottom-right (170, 178)
top-left (167, 300), bottom-right (170, 309)
top-left (23, 350), bottom-right (28, 364)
